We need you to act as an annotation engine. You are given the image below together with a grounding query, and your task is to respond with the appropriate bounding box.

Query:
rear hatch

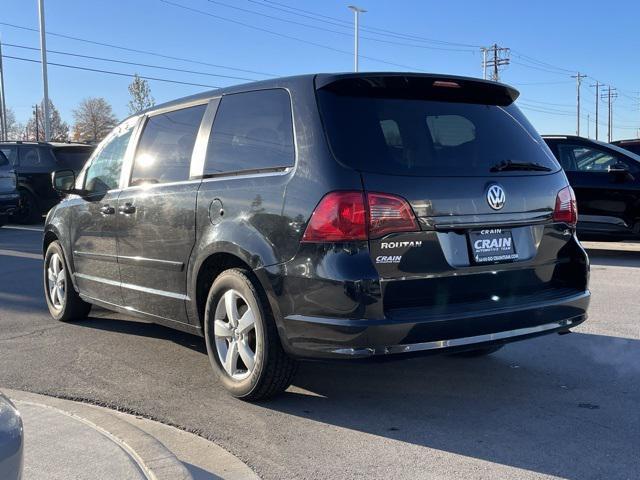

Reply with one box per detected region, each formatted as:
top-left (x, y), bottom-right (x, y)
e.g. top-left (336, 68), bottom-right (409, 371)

top-left (52, 145), bottom-right (94, 173)
top-left (316, 74), bottom-right (586, 315)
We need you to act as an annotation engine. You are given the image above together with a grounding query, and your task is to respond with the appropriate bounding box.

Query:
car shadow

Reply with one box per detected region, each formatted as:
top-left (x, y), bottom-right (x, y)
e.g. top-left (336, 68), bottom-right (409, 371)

top-left (75, 313), bottom-right (639, 479)
top-left (261, 331), bottom-right (639, 480)
top-left (586, 248), bottom-right (640, 268)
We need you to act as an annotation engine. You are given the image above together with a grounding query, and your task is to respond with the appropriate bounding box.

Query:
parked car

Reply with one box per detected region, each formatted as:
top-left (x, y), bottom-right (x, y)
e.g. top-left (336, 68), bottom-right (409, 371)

top-left (612, 138), bottom-right (640, 156)
top-left (44, 73), bottom-right (590, 400)
top-left (0, 151), bottom-right (19, 227)
top-left (543, 135), bottom-right (640, 240)
top-left (0, 392), bottom-right (23, 480)
top-left (0, 142), bottom-right (94, 224)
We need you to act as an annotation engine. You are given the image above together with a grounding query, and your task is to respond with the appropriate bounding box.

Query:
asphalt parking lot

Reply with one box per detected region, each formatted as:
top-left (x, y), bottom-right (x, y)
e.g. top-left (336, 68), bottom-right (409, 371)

top-left (0, 225), bottom-right (638, 480)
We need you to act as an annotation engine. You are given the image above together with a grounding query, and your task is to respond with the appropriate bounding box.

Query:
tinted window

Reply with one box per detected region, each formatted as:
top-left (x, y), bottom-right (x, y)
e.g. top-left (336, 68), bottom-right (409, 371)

top-left (558, 144), bottom-right (635, 173)
top-left (131, 104), bottom-right (206, 186)
top-left (0, 147), bottom-right (17, 166)
top-left (19, 146), bottom-right (56, 168)
top-left (204, 89), bottom-right (294, 175)
top-left (317, 90), bottom-right (559, 176)
top-left (53, 146), bottom-right (94, 172)
top-left (0, 150), bottom-right (8, 167)
top-left (84, 127), bottom-right (133, 193)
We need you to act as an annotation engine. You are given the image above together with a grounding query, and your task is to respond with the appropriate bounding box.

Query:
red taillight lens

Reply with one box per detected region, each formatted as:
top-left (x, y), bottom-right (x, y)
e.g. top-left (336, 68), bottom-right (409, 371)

top-left (301, 191), bottom-right (418, 242)
top-left (553, 186), bottom-right (578, 226)
top-left (301, 191), bottom-right (367, 242)
top-left (367, 192), bottom-right (418, 238)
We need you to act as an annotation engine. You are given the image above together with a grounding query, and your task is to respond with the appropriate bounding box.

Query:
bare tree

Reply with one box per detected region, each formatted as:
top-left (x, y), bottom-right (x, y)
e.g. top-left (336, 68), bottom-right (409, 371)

top-left (72, 97), bottom-right (118, 143)
top-left (25, 99), bottom-right (69, 141)
top-left (3, 108), bottom-right (25, 140)
top-left (127, 74), bottom-right (155, 115)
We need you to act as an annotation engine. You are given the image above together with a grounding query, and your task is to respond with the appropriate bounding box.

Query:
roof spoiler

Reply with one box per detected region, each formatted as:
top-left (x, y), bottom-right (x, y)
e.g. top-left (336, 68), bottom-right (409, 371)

top-left (315, 73), bottom-right (519, 106)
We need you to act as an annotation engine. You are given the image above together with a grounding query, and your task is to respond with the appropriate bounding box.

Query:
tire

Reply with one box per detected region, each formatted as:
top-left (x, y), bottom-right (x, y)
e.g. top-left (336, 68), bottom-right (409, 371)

top-left (0, 215), bottom-right (7, 227)
top-left (204, 268), bottom-right (297, 401)
top-left (13, 189), bottom-right (41, 224)
top-left (451, 345), bottom-right (503, 357)
top-left (44, 241), bottom-right (92, 322)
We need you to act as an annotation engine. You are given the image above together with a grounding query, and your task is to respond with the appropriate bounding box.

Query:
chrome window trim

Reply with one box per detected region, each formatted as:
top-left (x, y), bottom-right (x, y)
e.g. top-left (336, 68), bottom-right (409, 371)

top-left (190, 97), bottom-right (221, 178)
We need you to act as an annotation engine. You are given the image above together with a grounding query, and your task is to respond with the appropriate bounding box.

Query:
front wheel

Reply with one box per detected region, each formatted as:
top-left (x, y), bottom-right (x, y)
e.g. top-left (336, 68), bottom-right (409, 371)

top-left (44, 241), bottom-right (92, 321)
top-left (13, 190), bottom-right (41, 224)
top-left (204, 268), bottom-right (297, 401)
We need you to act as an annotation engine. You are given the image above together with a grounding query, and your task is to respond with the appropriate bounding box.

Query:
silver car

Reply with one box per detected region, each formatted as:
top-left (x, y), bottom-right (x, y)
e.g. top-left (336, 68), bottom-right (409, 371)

top-left (0, 393), bottom-right (23, 480)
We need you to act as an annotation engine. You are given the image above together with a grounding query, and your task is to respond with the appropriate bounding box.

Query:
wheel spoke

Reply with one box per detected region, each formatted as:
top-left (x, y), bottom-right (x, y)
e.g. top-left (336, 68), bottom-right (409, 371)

top-left (214, 319), bottom-right (233, 338)
top-left (238, 339), bottom-right (255, 372)
top-left (224, 340), bottom-right (239, 375)
top-left (224, 290), bottom-right (239, 327)
top-left (236, 308), bottom-right (255, 335)
top-left (47, 268), bottom-right (56, 283)
top-left (50, 285), bottom-right (58, 305)
top-left (57, 286), bottom-right (65, 303)
top-left (51, 256), bottom-right (59, 275)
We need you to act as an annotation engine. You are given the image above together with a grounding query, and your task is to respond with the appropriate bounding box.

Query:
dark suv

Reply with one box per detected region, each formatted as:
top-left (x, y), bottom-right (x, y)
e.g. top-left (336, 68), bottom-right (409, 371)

top-left (0, 142), bottom-right (94, 223)
top-left (0, 151), bottom-right (19, 227)
top-left (43, 73), bottom-right (590, 400)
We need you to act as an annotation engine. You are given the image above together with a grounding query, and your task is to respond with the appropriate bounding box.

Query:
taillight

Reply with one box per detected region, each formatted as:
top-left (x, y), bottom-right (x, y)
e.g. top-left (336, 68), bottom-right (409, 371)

top-left (553, 186), bottom-right (577, 226)
top-left (367, 192), bottom-right (418, 238)
top-left (301, 191), bottom-right (418, 242)
top-left (301, 191), bottom-right (367, 242)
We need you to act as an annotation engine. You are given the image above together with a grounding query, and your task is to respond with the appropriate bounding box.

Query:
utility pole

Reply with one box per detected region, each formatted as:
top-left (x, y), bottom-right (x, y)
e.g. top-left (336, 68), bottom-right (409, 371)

top-left (33, 104), bottom-right (40, 142)
top-left (38, 0), bottom-right (51, 141)
top-left (0, 36), bottom-right (6, 141)
top-left (481, 44), bottom-right (510, 82)
top-left (590, 81), bottom-right (601, 140)
top-left (348, 5), bottom-right (366, 73)
top-left (601, 86), bottom-right (617, 142)
top-left (572, 73), bottom-right (587, 136)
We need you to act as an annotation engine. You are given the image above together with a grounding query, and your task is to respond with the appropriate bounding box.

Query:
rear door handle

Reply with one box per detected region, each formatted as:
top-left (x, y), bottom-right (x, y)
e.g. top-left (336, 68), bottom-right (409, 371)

top-left (119, 203), bottom-right (136, 214)
top-left (99, 205), bottom-right (115, 215)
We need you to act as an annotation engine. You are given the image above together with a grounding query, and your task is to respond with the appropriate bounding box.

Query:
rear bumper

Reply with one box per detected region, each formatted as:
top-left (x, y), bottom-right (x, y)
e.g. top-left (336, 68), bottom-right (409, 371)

top-left (279, 290), bottom-right (590, 359)
top-left (0, 193), bottom-right (19, 215)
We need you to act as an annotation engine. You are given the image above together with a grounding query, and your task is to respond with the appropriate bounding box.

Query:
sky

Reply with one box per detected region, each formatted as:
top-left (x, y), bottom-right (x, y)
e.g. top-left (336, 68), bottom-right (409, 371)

top-left (1, 0), bottom-right (639, 140)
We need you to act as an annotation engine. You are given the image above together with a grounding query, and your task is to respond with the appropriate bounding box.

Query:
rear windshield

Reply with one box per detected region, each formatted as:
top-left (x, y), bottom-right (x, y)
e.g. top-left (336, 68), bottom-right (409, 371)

top-left (0, 151), bottom-right (8, 167)
top-left (317, 90), bottom-right (560, 177)
top-left (53, 146), bottom-right (94, 171)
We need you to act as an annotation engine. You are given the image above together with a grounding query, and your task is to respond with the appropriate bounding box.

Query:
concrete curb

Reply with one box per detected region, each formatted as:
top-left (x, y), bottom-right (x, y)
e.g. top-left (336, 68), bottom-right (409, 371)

top-left (6, 389), bottom-right (191, 480)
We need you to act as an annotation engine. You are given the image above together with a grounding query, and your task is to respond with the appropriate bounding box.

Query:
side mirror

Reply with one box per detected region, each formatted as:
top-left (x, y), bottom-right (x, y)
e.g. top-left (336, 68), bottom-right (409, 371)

top-left (52, 170), bottom-right (78, 193)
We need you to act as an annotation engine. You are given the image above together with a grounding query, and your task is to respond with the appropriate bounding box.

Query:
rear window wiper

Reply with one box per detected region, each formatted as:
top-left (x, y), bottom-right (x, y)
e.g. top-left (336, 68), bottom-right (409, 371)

top-left (490, 160), bottom-right (552, 172)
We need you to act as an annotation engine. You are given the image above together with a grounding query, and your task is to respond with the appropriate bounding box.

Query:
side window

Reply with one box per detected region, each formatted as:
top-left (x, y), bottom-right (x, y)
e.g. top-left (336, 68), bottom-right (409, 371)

top-left (84, 127), bottom-right (133, 194)
top-left (559, 145), bottom-right (619, 172)
top-left (130, 104), bottom-right (206, 186)
top-left (19, 146), bottom-right (42, 167)
top-left (0, 150), bottom-right (8, 166)
top-left (204, 89), bottom-right (294, 175)
top-left (0, 147), bottom-right (18, 166)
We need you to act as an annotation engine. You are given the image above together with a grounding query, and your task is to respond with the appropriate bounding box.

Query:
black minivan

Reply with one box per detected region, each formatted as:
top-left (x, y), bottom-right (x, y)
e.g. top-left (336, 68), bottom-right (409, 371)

top-left (44, 73), bottom-right (590, 400)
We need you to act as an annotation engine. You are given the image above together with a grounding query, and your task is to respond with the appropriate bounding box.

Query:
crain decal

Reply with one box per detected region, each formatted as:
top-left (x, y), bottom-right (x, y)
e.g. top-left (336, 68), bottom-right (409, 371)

top-left (376, 255), bottom-right (402, 264)
top-left (380, 240), bottom-right (422, 249)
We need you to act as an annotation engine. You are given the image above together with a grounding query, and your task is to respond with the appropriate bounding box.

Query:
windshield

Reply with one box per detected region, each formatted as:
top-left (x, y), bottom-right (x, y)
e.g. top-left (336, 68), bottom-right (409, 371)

top-left (317, 90), bottom-right (560, 177)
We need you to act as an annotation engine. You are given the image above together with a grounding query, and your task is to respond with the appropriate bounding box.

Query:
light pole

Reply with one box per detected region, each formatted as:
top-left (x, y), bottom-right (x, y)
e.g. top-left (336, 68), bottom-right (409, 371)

top-left (38, 0), bottom-right (51, 141)
top-left (348, 5), bottom-right (366, 72)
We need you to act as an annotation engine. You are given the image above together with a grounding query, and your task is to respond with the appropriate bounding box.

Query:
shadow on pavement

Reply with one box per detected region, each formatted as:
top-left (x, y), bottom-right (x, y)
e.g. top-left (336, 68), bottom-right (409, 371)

top-left (586, 248), bottom-right (640, 268)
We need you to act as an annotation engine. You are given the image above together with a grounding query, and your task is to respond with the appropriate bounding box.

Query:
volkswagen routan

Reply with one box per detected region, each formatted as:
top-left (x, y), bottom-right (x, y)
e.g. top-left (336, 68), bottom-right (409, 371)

top-left (44, 73), bottom-right (590, 400)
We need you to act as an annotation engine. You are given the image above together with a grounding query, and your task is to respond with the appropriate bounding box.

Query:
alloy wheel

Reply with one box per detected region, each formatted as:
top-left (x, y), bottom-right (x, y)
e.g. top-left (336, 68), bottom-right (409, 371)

top-left (213, 289), bottom-right (258, 381)
top-left (46, 253), bottom-right (66, 310)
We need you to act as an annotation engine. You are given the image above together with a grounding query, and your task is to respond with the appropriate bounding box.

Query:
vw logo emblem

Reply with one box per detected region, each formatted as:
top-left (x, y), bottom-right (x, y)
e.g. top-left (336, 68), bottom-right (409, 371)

top-left (487, 184), bottom-right (506, 210)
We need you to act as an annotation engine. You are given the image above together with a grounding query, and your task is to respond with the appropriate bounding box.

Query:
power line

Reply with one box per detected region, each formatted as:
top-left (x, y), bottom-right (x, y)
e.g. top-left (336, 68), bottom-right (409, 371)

top-left (3, 42), bottom-right (258, 81)
top-left (1, 54), bottom-right (220, 89)
top-left (207, 0), bottom-right (475, 52)
top-left (0, 21), bottom-right (274, 77)
top-left (159, 0), bottom-right (427, 71)
top-left (249, 0), bottom-right (482, 48)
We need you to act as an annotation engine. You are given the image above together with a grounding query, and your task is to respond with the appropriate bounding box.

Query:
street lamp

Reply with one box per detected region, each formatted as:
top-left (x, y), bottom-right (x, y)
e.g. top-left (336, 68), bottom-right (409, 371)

top-left (348, 5), bottom-right (366, 72)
